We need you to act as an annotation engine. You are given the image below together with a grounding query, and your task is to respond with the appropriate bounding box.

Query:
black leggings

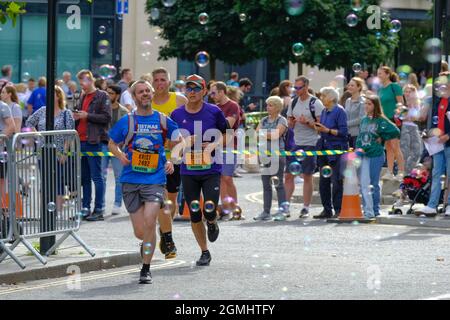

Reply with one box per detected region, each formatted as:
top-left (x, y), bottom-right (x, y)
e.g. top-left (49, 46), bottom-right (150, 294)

top-left (181, 174), bottom-right (221, 223)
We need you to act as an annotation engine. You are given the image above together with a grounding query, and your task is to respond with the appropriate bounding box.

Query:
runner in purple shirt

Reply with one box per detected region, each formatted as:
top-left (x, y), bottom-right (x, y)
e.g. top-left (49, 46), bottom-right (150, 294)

top-left (170, 74), bottom-right (228, 267)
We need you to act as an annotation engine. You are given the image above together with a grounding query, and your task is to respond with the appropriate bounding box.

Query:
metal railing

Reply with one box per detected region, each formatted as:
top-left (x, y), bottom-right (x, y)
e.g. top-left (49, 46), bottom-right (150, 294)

top-left (0, 130), bottom-right (95, 269)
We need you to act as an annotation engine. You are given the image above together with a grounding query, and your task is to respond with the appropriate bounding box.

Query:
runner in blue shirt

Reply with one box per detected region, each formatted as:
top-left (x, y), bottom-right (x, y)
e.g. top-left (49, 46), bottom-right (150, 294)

top-left (109, 80), bottom-right (182, 284)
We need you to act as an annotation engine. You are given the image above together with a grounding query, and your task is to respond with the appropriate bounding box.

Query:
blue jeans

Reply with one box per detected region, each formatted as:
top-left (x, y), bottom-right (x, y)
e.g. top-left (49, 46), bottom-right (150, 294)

top-left (428, 148), bottom-right (450, 209)
top-left (81, 142), bottom-right (105, 212)
top-left (359, 154), bottom-right (385, 218)
top-left (101, 144), bottom-right (123, 207)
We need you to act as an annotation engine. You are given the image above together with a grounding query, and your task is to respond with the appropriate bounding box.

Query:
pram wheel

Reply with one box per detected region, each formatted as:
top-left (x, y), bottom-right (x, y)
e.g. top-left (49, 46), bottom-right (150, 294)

top-left (394, 209), bottom-right (403, 215)
top-left (406, 209), bottom-right (413, 215)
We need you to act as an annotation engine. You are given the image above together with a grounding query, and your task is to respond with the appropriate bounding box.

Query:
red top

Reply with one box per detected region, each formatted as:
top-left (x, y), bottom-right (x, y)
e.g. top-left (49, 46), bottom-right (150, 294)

top-left (438, 98), bottom-right (449, 133)
top-left (218, 99), bottom-right (241, 149)
top-left (77, 92), bottom-right (95, 142)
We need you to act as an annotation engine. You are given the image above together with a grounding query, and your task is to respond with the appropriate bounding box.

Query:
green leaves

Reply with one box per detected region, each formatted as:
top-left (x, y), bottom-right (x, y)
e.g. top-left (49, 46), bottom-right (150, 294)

top-left (0, 1), bottom-right (27, 26)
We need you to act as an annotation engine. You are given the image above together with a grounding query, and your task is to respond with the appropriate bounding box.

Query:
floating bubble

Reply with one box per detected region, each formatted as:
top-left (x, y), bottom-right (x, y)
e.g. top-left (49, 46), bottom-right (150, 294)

top-left (173, 293), bottom-right (181, 299)
top-left (295, 150), bottom-right (305, 162)
top-left (375, 32), bottom-right (382, 40)
top-left (48, 202), bottom-right (56, 212)
top-left (238, 13), bottom-right (247, 22)
top-left (368, 185), bottom-right (374, 195)
top-left (282, 287), bottom-right (288, 292)
top-left (204, 200), bottom-right (216, 213)
top-left (141, 40), bottom-right (152, 51)
top-left (343, 169), bottom-right (353, 178)
top-left (381, 10), bottom-right (390, 21)
top-left (397, 105), bottom-right (408, 120)
top-left (350, 0), bottom-right (366, 12)
top-left (397, 65), bottom-right (413, 75)
top-left (98, 25), bottom-right (106, 34)
top-left (143, 242), bottom-right (151, 247)
top-left (0, 152), bottom-right (7, 163)
top-left (163, 200), bottom-right (173, 215)
top-left (321, 166), bottom-right (333, 178)
top-left (195, 51), bottom-right (210, 67)
top-left (162, 0), bottom-right (176, 7)
top-left (429, 128), bottom-right (442, 137)
top-left (346, 13), bottom-right (358, 27)
top-left (222, 196), bottom-right (236, 214)
top-left (270, 176), bottom-right (280, 187)
top-left (432, 116), bottom-right (439, 125)
top-left (288, 162), bottom-right (301, 175)
top-left (150, 8), bottom-right (160, 20)
top-left (352, 221), bottom-right (360, 226)
top-left (22, 72), bottom-right (31, 82)
top-left (97, 40), bottom-right (110, 55)
top-left (424, 38), bottom-right (442, 64)
top-left (352, 63), bottom-right (362, 73)
top-left (436, 85), bottom-right (449, 98)
top-left (21, 127), bottom-right (33, 133)
top-left (291, 42), bottom-right (305, 57)
top-left (353, 157), bottom-right (362, 168)
top-left (389, 19), bottom-right (401, 33)
top-left (98, 64), bottom-right (117, 79)
top-left (30, 176), bottom-right (36, 181)
top-left (198, 12), bottom-right (209, 25)
top-left (285, 0), bottom-right (306, 16)
top-left (325, 49), bottom-right (331, 56)
top-left (190, 200), bottom-right (201, 212)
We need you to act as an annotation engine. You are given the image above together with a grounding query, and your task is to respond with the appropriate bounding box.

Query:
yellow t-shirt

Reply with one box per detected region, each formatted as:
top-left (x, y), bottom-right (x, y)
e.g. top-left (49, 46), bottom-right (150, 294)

top-left (152, 92), bottom-right (178, 116)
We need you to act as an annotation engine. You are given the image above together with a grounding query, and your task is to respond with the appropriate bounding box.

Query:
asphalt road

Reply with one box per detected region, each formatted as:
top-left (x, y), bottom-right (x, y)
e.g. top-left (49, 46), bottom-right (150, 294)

top-left (1, 173), bottom-right (450, 300)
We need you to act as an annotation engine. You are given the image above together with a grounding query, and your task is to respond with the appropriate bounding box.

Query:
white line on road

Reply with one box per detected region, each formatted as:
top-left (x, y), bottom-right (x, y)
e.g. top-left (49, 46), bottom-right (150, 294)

top-left (0, 259), bottom-right (186, 296)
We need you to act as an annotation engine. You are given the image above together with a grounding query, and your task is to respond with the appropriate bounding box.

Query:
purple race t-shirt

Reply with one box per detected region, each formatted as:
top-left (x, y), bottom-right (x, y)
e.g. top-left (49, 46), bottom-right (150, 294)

top-left (171, 102), bottom-right (228, 175)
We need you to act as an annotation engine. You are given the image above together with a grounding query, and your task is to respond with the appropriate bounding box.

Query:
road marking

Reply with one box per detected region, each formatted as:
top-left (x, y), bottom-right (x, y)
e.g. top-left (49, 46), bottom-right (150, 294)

top-left (0, 259), bottom-right (186, 296)
top-left (421, 293), bottom-right (450, 300)
top-left (246, 191), bottom-right (263, 204)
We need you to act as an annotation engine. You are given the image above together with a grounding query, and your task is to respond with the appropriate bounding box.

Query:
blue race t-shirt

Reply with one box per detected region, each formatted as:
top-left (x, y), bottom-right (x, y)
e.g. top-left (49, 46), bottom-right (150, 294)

top-left (171, 102), bottom-right (228, 176)
top-left (27, 87), bottom-right (47, 114)
top-left (109, 111), bottom-right (179, 185)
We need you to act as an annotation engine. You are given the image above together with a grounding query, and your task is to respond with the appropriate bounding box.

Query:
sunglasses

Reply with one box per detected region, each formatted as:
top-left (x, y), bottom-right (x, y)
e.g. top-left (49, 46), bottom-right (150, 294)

top-left (294, 85), bottom-right (305, 90)
top-left (186, 87), bottom-right (203, 93)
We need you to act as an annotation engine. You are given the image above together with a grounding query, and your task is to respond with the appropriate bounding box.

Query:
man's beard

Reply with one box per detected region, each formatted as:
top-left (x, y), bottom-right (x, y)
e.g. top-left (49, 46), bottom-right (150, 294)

top-left (140, 99), bottom-right (151, 109)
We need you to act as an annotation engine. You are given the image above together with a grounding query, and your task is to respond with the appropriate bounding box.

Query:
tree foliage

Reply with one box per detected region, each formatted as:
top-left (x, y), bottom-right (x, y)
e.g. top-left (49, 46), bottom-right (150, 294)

top-left (146, 0), bottom-right (401, 74)
top-left (0, 1), bottom-right (26, 26)
top-left (238, 0), bottom-right (399, 71)
top-left (146, 0), bottom-right (258, 78)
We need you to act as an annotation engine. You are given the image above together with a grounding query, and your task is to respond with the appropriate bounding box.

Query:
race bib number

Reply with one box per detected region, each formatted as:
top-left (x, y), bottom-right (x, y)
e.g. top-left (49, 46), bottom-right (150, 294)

top-left (186, 151), bottom-right (211, 170)
top-left (132, 150), bottom-right (159, 173)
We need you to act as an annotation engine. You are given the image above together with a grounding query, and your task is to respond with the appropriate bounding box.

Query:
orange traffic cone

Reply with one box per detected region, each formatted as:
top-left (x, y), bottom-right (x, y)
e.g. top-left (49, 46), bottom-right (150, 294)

top-left (328, 153), bottom-right (375, 223)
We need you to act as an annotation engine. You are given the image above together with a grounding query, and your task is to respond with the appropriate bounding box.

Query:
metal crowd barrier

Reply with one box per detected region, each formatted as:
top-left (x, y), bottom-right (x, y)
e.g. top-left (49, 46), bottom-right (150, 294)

top-left (0, 130), bottom-right (95, 269)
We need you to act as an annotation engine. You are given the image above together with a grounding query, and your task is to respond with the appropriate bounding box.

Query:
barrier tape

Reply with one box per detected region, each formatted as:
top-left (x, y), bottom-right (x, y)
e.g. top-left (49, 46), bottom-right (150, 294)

top-left (80, 150), bottom-right (347, 157)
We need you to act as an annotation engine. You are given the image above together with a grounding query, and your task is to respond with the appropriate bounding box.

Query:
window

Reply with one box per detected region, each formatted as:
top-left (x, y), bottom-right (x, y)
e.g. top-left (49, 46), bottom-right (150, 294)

top-left (0, 20), bottom-right (20, 82)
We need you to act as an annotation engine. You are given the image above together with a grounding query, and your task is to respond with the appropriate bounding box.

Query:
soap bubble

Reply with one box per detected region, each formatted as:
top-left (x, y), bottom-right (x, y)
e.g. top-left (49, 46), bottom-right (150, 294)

top-left (98, 64), bottom-right (117, 79)
top-left (195, 51), bottom-right (210, 67)
top-left (190, 200), bottom-right (201, 212)
top-left (163, 200), bottom-right (173, 215)
top-left (321, 166), bottom-right (333, 178)
top-left (381, 10), bottom-right (390, 21)
top-left (204, 200), bottom-right (216, 213)
top-left (162, 0), bottom-right (176, 7)
top-left (432, 116), bottom-right (439, 125)
top-left (198, 12), bottom-right (209, 25)
top-left (424, 38), bottom-right (442, 64)
top-left (22, 72), bottom-right (31, 82)
top-left (284, 0), bottom-right (306, 16)
top-left (295, 149), bottom-right (305, 162)
top-left (48, 202), bottom-right (56, 212)
top-left (222, 196), bottom-right (236, 214)
top-left (389, 19), bottom-right (402, 33)
top-left (350, 0), bottom-right (366, 12)
top-left (0, 152), bottom-right (7, 163)
top-left (346, 13), bottom-right (358, 27)
top-left (270, 176), bottom-right (280, 187)
top-left (239, 13), bottom-right (247, 22)
top-left (352, 63), bottom-right (362, 73)
top-left (98, 25), bottom-right (106, 34)
top-left (280, 202), bottom-right (290, 212)
top-left (291, 42), bottom-right (305, 56)
top-left (97, 40), bottom-right (110, 55)
top-left (368, 185), bottom-right (374, 195)
top-left (397, 105), bottom-right (408, 120)
top-left (375, 32), bottom-right (382, 40)
top-left (325, 49), bottom-right (331, 56)
top-left (288, 161), bottom-right (301, 175)
top-left (150, 8), bottom-right (160, 20)
top-left (397, 65), bottom-right (413, 76)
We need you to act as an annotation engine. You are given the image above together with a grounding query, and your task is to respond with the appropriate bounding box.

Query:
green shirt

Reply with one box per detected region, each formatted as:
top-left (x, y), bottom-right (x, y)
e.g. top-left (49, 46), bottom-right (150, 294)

top-left (356, 116), bottom-right (400, 157)
top-left (378, 83), bottom-right (403, 119)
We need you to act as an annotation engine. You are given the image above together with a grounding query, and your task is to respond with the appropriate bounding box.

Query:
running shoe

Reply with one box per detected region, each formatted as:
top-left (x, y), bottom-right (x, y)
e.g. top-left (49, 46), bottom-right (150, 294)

top-left (158, 229), bottom-right (168, 255)
top-left (253, 212), bottom-right (271, 221)
top-left (299, 208), bottom-right (310, 218)
top-left (272, 212), bottom-right (286, 221)
top-left (207, 221), bottom-right (220, 242)
top-left (196, 251), bottom-right (212, 266)
top-left (165, 241), bottom-right (177, 259)
top-left (139, 269), bottom-right (153, 284)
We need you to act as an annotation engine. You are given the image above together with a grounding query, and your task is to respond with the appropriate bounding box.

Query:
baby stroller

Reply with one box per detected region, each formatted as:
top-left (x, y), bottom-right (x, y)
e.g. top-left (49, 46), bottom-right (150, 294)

top-left (389, 167), bottom-right (445, 216)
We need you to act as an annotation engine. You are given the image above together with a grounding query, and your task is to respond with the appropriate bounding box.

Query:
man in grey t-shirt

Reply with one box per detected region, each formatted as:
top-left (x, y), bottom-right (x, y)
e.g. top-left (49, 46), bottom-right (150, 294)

top-left (285, 76), bottom-right (324, 218)
top-left (0, 101), bottom-right (15, 136)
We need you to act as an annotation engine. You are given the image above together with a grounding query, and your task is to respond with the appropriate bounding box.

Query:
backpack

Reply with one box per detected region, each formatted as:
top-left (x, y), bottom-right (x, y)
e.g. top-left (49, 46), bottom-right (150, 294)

top-left (284, 96), bottom-right (317, 150)
top-left (122, 111), bottom-right (168, 152)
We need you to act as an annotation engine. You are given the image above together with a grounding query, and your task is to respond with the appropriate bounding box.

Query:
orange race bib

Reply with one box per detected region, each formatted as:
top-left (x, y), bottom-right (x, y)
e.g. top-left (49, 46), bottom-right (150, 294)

top-left (185, 150), bottom-right (212, 171)
top-left (132, 150), bottom-right (159, 173)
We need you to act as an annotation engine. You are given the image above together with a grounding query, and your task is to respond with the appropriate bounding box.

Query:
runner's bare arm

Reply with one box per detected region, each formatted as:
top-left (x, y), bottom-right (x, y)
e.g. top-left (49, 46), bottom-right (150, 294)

top-left (108, 139), bottom-right (131, 166)
top-left (176, 94), bottom-right (188, 107)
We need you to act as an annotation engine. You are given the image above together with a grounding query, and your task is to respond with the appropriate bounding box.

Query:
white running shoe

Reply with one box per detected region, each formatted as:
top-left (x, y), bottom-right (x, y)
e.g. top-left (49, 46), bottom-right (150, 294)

top-left (416, 206), bottom-right (436, 215)
top-left (294, 176), bottom-right (303, 184)
top-left (445, 206), bottom-right (450, 217)
top-left (112, 205), bottom-right (122, 216)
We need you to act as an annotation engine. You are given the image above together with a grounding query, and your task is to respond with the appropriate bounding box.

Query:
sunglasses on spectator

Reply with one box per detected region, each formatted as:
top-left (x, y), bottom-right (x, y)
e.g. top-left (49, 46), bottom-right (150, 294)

top-left (186, 87), bottom-right (203, 93)
top-left (294, 85), bottom-right (305, 90)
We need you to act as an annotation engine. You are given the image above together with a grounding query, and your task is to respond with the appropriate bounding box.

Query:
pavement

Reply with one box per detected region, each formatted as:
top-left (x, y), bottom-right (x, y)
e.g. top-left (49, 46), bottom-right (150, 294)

top-left (1, 170), bottom-right (450, 300)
